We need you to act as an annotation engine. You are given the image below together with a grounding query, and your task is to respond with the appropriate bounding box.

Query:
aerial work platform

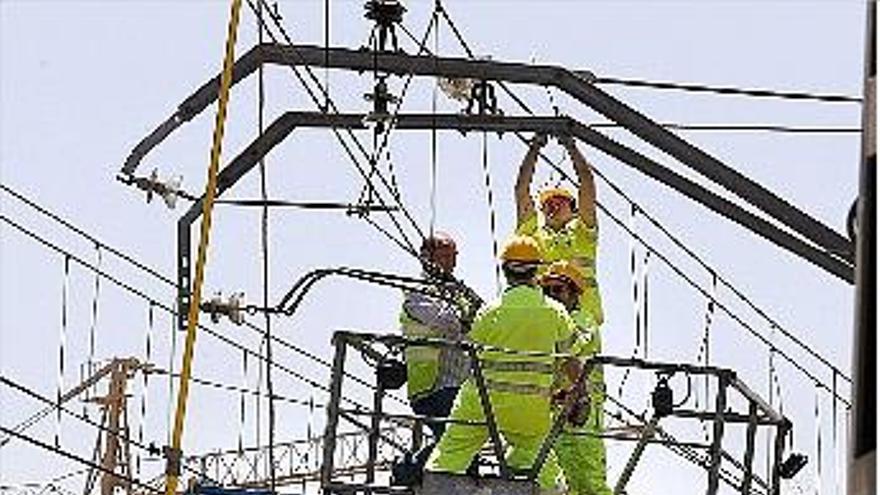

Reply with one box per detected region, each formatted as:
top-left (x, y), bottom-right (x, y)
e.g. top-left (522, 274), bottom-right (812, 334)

top-left (317, 330), bottom-right (791, 495)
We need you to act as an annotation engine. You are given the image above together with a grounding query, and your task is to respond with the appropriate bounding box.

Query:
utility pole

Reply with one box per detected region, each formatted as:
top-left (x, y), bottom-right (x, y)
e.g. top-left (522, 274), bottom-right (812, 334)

top-left (850, 1), bottom-right (876, 495)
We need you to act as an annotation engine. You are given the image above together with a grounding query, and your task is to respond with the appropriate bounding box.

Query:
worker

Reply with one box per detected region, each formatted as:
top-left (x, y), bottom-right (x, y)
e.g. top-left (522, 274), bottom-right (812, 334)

top-left (396, 233), bottom-right (473, 483)
top-left (428, 236), bottom-right (575, 494)
top-left (541, 260), bottom-right (611, 495)
top-left (515, 132), bottom-right (604, 326)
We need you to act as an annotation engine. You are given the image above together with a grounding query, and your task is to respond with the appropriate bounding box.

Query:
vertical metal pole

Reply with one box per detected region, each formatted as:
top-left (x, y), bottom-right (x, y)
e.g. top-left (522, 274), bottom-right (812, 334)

top-left (771, 422), bottom-right (789, 495)
top-left (468, 347), bottom-right (509, 478)
top-left (321, 333), bottom-right (348, 490)
top-left (366, 378), bottom-right (385, 484)
top-left (706, 374), bottom-right (728, 495)
top-left (851, 3), bottom-right (877, 495)
top-left (740, 402), bottom-right (759, 495)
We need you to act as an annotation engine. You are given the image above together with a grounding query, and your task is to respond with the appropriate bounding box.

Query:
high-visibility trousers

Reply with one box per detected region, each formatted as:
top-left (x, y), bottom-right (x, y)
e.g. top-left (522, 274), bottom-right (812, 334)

top-left (427, 381), bottom-right (565, 492)
top-left (554, 405), bottom-right (611, 495)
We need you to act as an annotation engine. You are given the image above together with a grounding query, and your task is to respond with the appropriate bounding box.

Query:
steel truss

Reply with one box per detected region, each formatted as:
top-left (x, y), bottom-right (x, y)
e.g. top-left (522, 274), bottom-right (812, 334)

top-left (182, 428), bottom-right (412, 489)
top-left (320, 330), bottom-right (791, 495)
top-left (116, 45), bottom-right (854, 331)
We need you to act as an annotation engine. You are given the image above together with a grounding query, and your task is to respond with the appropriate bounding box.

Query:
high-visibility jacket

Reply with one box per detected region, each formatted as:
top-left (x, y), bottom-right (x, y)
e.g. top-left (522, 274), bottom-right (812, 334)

top-left (400, 290), bottom-right (470, 400)
top-left (554, 309), bottom-right (611, 495)
top-left (468, 285), bottom-right (576, 434)
top-left (517, 212), bottom-right (604, 325)
top-left (429, 285), bottom-right (576, 492)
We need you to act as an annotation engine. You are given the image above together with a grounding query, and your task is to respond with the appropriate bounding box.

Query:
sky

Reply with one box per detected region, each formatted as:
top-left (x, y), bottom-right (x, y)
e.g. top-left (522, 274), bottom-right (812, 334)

top-left (0, 1), bottom-right (868, 494)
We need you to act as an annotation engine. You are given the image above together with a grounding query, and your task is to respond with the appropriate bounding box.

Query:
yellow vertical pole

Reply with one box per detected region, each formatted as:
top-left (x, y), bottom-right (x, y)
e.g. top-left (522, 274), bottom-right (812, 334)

top-left (163, 1), bottom-right (242, 494)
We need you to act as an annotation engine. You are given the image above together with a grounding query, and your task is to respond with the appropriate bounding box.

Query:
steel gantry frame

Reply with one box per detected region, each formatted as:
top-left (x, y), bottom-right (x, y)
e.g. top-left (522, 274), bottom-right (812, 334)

top-left (117, 44), bottom-right (855, 325)
top-left (319, 330), bottom-right (791, 495)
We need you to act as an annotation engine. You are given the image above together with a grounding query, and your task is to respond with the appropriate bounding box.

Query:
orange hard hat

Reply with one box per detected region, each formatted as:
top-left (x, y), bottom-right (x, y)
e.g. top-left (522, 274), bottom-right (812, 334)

top-left (541, 260), bottom-right (586, 293)
top-left (538, 188), bottom-right (575, 207)
top-left (500, 235), bottom-right (541, 263)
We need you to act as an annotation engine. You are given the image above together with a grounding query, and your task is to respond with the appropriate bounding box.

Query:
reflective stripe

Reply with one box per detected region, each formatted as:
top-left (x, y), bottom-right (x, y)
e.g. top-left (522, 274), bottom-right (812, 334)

top-left (481, 360), bottom-right (555, 374)
top-left (402, 320), bottom-right (437, 337)
top-left (485, 378), bottom-right (552, 397)
top-left (406, 347), bottom-right (440, 361)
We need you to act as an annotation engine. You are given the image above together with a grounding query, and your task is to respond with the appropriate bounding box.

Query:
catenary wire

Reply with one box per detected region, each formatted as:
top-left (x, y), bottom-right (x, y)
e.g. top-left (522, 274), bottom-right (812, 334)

top-left (430, 1), bottom-right (852, 392)
top-left (593, 76), bottom-right (861, 104)
top-left (0, 182), bottom-right (405, 404)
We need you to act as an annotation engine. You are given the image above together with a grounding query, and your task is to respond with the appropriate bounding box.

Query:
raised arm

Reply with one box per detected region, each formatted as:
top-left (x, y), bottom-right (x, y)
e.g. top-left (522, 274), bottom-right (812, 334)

top-left (561, 135), bottom-right (597, 228)
top-left (515, 133), bottom-right (547, 225)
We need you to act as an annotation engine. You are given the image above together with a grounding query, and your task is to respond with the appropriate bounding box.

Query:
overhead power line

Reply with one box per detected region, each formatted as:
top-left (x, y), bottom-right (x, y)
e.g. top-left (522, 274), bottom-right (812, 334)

top-left (0, 425), bottom-right (160, 495)
top-left (593, 76), bottom-right (862, 103)
top-left (589, 122), bottom-right (861, 134)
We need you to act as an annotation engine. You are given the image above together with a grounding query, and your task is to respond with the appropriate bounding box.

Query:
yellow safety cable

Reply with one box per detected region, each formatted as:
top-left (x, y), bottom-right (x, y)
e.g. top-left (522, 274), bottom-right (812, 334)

top-left (164, 1), bottom-right (242, 493)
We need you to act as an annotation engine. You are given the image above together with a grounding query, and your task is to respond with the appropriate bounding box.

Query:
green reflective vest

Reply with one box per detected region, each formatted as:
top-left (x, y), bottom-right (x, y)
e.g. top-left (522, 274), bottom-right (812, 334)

top-left (400, 309), bottom-right (443, 400)
top-left (517, 212), bottom-right (604, 325)
top-left (470, 285), bottom-right (576, 397)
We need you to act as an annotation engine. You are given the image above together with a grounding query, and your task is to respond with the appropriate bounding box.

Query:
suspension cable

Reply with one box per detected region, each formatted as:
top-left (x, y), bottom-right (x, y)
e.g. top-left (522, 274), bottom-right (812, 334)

top-left (480, 131), bottom-right (502, 293)
top-left (0, 425), bottom-right (162, 495)
top-left (254, 1), bottom-right (276, 487)
top-left (0, 214), bottom-right (377, 413)
top-left (593, 76), bottom-right (861, 104)
top-left (0, 182), bottom-right (401, 404)
top-left (56, 255), bottom-right (69, 449)
top-left (247, 0), bottom-right (425, 256)
top-left (428, 1), bottom-right (851, 391)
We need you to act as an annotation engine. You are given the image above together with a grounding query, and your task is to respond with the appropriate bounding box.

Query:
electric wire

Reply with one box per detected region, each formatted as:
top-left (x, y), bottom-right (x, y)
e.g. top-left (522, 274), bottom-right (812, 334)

top-left (593, 76), bottom-right (862, 104)
top-left (56, 255), bottom-right (69, 449)
top-left (0, 375), bottom-right (208, 491)
top-left (480, 131), bottom-right (502, 293)
top-left (356, 5), bottom-right (440, 212)
top-left (0, 425), bottom-right (161, 495)
top-left (430, 1), bottom-right (852, 400)
top-left (0, 183), bottom-right (175, 286)
top-left (0, 182), bottom-right (402, 406)
top-left (428, 1), bottom-right (852, 390)
top-left (246, 0), bottom-right (425, 257)
top-left (0, 214), bottom-right (376, 414)
top-left (245, 1), bottom-right (419, 259)
top-left (254, 1), bottom-right (276, 488)
top-left (589, 122), bottom-right (861, 134)
top-left (87, 245), bottom-right (101, 402)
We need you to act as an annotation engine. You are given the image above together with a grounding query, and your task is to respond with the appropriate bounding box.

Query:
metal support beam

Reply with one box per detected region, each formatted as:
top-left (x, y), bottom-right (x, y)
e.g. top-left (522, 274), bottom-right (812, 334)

top-left (123, 43), bottom-right (853, 264)
top-left (770, 421), bottom-right (789, 495)
top-left (366, 379), bottom-right (385, 484)
top-left (321, 333), bottom-right (349, 489)
top-left (706, 374), bottom-right (729, 495)
top-left (172, 113), bottom-right (851, 325)
top-left (614, 415), bottom-right (660, 495)
top-left (740, 402), bottom-right (759, 495)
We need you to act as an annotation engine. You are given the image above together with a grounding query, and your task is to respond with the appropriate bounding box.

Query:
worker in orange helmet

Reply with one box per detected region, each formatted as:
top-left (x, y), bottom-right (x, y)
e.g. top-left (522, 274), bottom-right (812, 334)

top-left (514, 132), bottom-right (604, 326)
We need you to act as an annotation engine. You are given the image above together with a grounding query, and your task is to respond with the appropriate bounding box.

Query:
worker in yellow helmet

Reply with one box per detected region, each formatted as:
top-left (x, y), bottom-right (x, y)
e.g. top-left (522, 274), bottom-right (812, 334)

top-left (428, 236), bottom-right (576, 494)
top-left (541, 261), bottom-right (611, 495)
top-left (515, 133), bottom-right (604, 326)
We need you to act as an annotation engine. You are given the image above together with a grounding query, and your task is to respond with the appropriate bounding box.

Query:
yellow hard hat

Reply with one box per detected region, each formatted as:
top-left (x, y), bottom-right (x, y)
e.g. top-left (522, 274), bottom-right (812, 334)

top-left (500, 235), bottom-right (542, 263)
top-left (538, 188), bottom-right (575, 207)
top-left (541, 260), bottom-right (586, 293)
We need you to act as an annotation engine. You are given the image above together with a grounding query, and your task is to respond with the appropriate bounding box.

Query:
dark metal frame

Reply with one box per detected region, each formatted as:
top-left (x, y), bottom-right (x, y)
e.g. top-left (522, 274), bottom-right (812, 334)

top-left (321, 330), bottom-right (791, 495)
top-left (165, 112), bottom-right (852, 329)
top-left (120, 44), bottom-right (854, 318)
